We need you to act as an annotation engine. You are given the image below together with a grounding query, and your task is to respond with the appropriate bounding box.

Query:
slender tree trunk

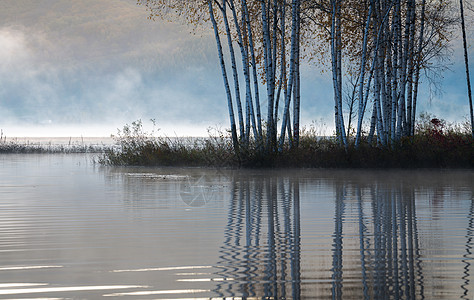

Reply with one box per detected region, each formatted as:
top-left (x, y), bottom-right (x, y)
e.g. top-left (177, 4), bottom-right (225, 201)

top-left (272, 0), bottom-right (278, 90)
top-left (336, 0), bottom-right (347, 147)
top-left (287, 102), bottom-right (293, 148)
top-left (376, 75), bottom-right (386, 146)
top-left (355, 0), bottom-right (374, 148)
top-left (279, 0), bottom-right (299, 150)
top-left (379, 12), bottom-right (390, 144)
top-left (375, 46), bottom-right (386, 145)
top-left (221, 0), bottom-right (245, 142)
top-left (368, 101), bottom-right (377, 145)
top-left (293, 0), bottom-right (301, 148)
top-left (460, 0), bottom-right (474, 137)
top-left (331, 0), bottom-right (340, 139)
top-left (228, 0), bottom-right (259, 141)
top-left (359, 1), bottom-right (392, 146)
top-left (346, 76), bottom-right (358, 138)
top-left (262, 0), bottom-right (276, 150)
top-left (391, 0), bottom-right (400, 143)
top-left (412, 0), bottom-right (426, 136)
top-left (275, 1), bottom-right (286, 133)
top-left (242, 0), bottom-right (263, 139)
top-left (385, 4), bottom-right (393, 139)
top-left (207, 0), bottom-right (239, 152)
top-left (397, 0), bottom-right (415, 139)
top-left (406, 0), bottom-right (416, 136)
top-left (331, 0), bottom-right (347, 148)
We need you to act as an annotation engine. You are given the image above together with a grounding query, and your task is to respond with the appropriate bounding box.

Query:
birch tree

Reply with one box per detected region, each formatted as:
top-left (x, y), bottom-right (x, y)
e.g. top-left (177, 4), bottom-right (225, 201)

top-left (459, 0), bottom-right (474, 137)
top-left (139, 0), bottom-right (458, 154)
top-left (139, 0), bottom-right (304, 154)
top-left (305, 0), bottom-right (456, 148)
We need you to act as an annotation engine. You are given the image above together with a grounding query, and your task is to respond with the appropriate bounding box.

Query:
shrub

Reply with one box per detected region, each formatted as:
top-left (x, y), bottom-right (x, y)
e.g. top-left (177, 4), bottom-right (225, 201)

top-left (99, 117), bottom-right (473, 168)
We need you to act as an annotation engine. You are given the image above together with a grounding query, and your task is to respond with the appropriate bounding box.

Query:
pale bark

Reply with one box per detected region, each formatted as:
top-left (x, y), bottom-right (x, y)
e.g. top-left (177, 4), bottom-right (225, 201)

top-left (336, 0), bottom-right (347, 147)
top-left (368, 101), bottom-right (377, 144)
top-left (391, 0), bottom-right (401, 143)
top-left (411, 0), bottom-right (426, 136)
top-left (375, 54), bottom-right (386, 146)
top-left (221, 0), bottom-right (245, 141)
top-left (355, 0), bottom-right (374, 148)
top-left (279, 0), bottom-right (299, 150)
top-left (275, 1), bottom-right (286, 127)
top-left (293, 0), bottom-right (301, 148)
top-left (242, 0), bottom-right (263, 139)
top-left (460, 0), bottom-right (474, 137)
top-left (228, 0), bottom-right (259, 141)
top-left (262, 0), bottom-right (276, 149)
top-left (357, 0), bottom-right (392, 146)
top-left (208, 0), bottom-right (239, 150)
top-left (396, 0), bottom-right (415, 139)
top-left (331, 0), bottom-right (347, 148)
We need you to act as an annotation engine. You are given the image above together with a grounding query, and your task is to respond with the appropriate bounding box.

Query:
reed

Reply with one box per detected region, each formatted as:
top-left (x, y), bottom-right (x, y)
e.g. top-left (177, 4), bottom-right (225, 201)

top-left (99, 117), bottom-right (473, 168)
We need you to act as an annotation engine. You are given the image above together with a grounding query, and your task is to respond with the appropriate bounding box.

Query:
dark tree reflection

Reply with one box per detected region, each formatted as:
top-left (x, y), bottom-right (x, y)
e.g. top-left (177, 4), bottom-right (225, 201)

top-left (339, 181), bottom-right (425, 300)
top-left (461, 194), bottom-right (474, 299)
top-left (210, 170), bottom-right (473, 299)
top-left (214, 174), bottom-right (301, 299)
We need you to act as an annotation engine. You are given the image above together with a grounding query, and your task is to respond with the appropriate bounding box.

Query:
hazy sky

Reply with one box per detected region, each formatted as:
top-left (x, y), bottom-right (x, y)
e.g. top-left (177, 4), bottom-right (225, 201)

top-left (0, 0), bottom-right (472, 137)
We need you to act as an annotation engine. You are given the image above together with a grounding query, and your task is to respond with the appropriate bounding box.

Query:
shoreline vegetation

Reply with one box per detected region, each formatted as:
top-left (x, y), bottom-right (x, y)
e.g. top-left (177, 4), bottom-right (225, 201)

top-left (100, 116), bottom-right (472, 168)
top-left (1, 115), bottom-right (472, 168)
top-left (0, 132), bottom-right (112, 154)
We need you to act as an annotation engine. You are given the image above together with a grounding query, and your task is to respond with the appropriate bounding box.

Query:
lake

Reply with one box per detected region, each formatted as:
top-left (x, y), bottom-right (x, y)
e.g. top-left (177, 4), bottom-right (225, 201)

top-left (0, 154), bottom-right (473, 299)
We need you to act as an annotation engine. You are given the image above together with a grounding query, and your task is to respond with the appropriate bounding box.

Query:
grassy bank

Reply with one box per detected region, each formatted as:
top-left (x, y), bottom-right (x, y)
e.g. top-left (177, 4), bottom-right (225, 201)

top-left (98, 119), bottom-right (473, 168)
top-left (0, 142), bottom-right (110, 154)
top-left (0, 137), bottom-right (111, 154)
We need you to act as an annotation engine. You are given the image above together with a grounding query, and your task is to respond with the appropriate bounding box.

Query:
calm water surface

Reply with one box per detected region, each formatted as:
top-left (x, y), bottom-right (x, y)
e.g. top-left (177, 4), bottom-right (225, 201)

top-left (0, 154), bottom-right (473, 299)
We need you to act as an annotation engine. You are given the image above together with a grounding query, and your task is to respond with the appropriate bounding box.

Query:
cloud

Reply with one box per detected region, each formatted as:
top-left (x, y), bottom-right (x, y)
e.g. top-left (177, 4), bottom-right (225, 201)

top-left (0, 1), bottom-right (226, 136)
top-left (0, 0), bottom-right (472, 137)
top-left (0, 28), bottom-right (29, 67)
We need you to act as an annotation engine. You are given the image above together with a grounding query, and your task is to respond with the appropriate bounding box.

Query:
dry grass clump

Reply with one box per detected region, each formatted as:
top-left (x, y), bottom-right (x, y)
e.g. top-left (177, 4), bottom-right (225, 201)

top-left (98, 117), bottom-right (473, 168)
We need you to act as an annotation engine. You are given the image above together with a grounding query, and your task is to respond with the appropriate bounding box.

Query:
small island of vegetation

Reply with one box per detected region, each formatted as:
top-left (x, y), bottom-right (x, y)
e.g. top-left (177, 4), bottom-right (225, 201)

top-left (104, 0), bottom-right (472, 169)
top-left (98, 115), bottom-right (473, 168)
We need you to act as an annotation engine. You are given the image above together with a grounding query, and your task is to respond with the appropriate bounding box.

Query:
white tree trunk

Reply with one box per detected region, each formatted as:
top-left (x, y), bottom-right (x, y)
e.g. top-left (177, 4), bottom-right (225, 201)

top-left (460, 0), bottom-right (474, 137)
top-left (293, 0), bottom-right (301, 148)
top-left (207, 0), bottom-right (238, 150)
top-left (390, 0), bottom-right (401, 143)
top-left (228, 0), bottom-right (259, 142)
top-left (278, 0), bottom-right (299, 150)
top-left (261, 0), bottom-right (276, 149)
top-left (242, 0), bottom-right (263, 139)
top-left (274, 1), bottom-right (286, 126)
top-left (330, 0), bottom-right (347, 148)
top-left (412, 0), bottom-right (426, 136)
top-left (355, 0), bottom-right (374, 148)
top-left (221, 0), bottom-right (245, 141)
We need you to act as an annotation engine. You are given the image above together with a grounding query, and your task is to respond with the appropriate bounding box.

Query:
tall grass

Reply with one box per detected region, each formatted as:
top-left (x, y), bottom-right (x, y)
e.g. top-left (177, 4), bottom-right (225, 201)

top-left (98, 120), bottom-right (238, 166)
top-left (0, 131), bottom-right (110, 154)
top-left (100, 116), bottom-right (473, 168)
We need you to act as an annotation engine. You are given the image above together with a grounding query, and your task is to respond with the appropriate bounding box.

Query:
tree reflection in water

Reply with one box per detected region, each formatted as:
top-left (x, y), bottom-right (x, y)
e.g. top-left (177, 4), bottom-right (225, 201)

top-left (211, 172), bottom-right (446, 299)
top-left (214, 174), bottom-right (301, 298)
top-left (461, 195), bottom-right (474, 300)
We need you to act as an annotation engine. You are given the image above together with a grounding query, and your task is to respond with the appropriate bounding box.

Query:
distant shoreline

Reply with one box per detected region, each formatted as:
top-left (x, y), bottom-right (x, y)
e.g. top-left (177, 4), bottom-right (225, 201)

top-left (0, 137), bottom-right (115, 154)
top-left (2, 137), bottom-right (115, 145)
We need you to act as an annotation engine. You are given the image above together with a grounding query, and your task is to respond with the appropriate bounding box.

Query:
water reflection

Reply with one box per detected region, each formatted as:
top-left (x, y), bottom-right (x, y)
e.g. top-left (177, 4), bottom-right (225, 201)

top-left (2, 154), bottom-right (473, 299)
top-left (210, 170), bottom-right (473, 299)
top-left (462, 194), bottom-right (474, 299)
top-left (350, 182), bottom-right (423, 299)
top-left (213, 175), bottom-right (301, 299)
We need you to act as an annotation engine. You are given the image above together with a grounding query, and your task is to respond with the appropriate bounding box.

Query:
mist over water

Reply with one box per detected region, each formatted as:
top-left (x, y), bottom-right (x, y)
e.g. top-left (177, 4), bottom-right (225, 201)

top-left (0, 154), bottom-right (473, 299)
